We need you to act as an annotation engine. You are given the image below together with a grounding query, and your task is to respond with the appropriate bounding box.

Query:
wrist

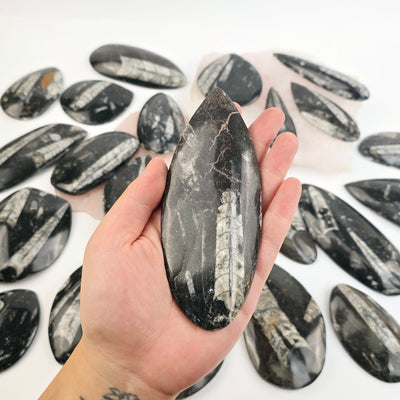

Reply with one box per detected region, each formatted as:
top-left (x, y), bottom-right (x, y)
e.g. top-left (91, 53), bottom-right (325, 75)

top-left (39, 338), bottom-right (176, 400)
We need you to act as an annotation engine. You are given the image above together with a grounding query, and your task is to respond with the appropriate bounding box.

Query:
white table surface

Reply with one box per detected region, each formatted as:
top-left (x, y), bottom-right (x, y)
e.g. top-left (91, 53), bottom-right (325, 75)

top-left (0, 1), bottom-right (399, 399)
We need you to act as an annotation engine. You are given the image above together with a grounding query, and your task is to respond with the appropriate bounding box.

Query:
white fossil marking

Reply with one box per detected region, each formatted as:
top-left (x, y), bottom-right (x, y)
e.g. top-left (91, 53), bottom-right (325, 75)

top-left (198, 54), bottom-right (231, 93)
top-left (0, 188), bottom-right (30, 228)
top-left (69, 81), bottom-right (110, 111)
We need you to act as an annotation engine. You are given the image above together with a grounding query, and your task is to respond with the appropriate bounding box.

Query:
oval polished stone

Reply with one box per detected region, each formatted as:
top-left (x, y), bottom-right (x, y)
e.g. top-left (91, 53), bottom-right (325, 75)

top-left (103, 155), bottom-right (152, 213)
top-left (299, 184), bottom-right (400, 295)
top-left (0, 124), bottom-right (87, 191)
top-left (358, 132), bottom-right (400, 168)
top-left (274, 53), bottom-right (369, 100)
top-left (177, 362), bottom-right (223, 399)
top-left (291, 82), bottom-right (360, 141)
top-left (0, 188), bottom-right (71, 282)
top-left (49, 266), bottom-right (82, 364)
top-left (280, 208), bottom-right (317, 265)
top-left (266, 87), bottom-right (296, 136)
top-left (0, 289), bottom-right (40, 372)
top-left (197, 54), bottom-right (262, 106)
top-left (137, 93), bottom-right (185, 153)
top-left (90, 44), bottom-right (186, 88)
top-left (51, 132), bottom-right (139, 194)
top-left (346, 179), bottom-right (400, 226)
top-left (330, 284), bottom-right (400, 382)
top-left (1, 67), bottom-right (63, 119)
top-left (244, 265), bottom-right (326, 389)
top-left (60, 80), bottom-right (133, 125)
top-left (162, 88), bottom-right (261, 330)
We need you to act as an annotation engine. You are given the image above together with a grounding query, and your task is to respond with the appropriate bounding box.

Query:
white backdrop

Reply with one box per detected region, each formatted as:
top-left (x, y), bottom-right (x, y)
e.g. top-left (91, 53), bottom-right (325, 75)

top-left (0, 1), bottom-right (399, 399)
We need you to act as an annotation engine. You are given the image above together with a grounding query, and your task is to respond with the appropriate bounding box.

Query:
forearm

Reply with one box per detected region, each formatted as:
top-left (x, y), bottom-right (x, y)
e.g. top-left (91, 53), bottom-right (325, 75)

top-left (39, 339), bottom-right (175, 400)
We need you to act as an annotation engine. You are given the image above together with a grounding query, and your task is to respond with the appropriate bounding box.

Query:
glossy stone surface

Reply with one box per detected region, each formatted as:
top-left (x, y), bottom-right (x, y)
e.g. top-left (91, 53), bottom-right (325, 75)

top-left (90, 44), bottom-right (186, 88)
top-left (60, 80), bottom-right (133, 125)
top-left (162, 88), bottom-right (261, 330)
top-left (291, 82), bottom-right (360, 141)
top-left (197, 54), bottom-right (262, 106)
top-left (51, 132), bottom-right (139, 194)
top-left (346, 179), bottom-right (400, 226)
top-left (0, 124), bottom-right (87, 191)
top-left (0, 188), bottom-right (71, 282)
top-left (330, 284), bottom-right (400, 382)
top-left (137, 93), bottom-right (185, 153)
top-left (177, 362), bottom-right (223, 399)
top-left (103, 155), bottom-right (152, 213)
top-left (280, 208), bottom-right (317, 264)
top-left (358, 132), bottom-right (400, 168)
top-left (266, 87), bottom-right (296, 136)
top-left (299, 184), bottom-right (400, 295)
top-left (0, 289), bottom-right (39, 372)
top-left (1, 67), bottom-right (62, 119)
top-left (49, 266), bottom-right (82, 364)
top-left (274, 53), bottom-right (369, 100)
top-left (244, 265), bottom-right (326, 389)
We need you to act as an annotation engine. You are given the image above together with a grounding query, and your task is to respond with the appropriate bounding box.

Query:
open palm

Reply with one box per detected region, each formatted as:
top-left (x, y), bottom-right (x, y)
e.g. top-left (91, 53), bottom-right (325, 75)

top-left (78, 107), bottom-right (300, 398)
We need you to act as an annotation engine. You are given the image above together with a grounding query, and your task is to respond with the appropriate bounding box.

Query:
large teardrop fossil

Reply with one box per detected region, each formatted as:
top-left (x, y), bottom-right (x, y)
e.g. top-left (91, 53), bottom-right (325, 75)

top-left (161, 88), bottom-right (261, 330)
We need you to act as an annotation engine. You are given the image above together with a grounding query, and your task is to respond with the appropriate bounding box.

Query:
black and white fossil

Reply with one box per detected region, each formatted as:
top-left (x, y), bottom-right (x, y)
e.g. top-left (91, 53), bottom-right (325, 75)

top-left (266, 87), bottom-right (296, 136)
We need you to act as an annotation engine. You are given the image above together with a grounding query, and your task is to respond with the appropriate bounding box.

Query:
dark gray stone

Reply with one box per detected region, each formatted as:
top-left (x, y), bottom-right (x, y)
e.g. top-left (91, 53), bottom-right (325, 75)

top-left (197, 54), bottom-right (262, 106)
top-left (103, 155), bottom-right (152, 213)
top-left (330, 284), bottom-right (400, 382)
top-left (0, 289), bottom-right (40, 372)
top-left (358, 132), bottom-right (400, 168)
top-left (1, 67), bottom-right (63, 119)
top-left (0, 188), bottom-right (71, 282)
top-left (162, 88), bottom-right (261, 330)
top-left (266, 87), bottom-right (296, 136)
top-left (299, 184), bottom-right (400, 295)
top-left (137, 93), bottom-right (185, 153)
top-left (0, 124), bottom-right (87, 191)
top-left (280, 209), bottom-right (317, 264)
top-left (90, 44), bottom-right (186, 88)
top-left (244, 265), bottom-right (326, 389)
top-left (177, 362), bottom-right (223, 399)
top-left (274, 53), bottom-right (369, 100)
top-left (49, 266), bottom-right (82, 364)
top-left (346, 179), bottom-right (400, 226)
top-left (60, 80), bottom-right (133, 125)
top-left (291, 82), bottom-right (360, 141)
top-left (51, 131), bottom-right (139, 194)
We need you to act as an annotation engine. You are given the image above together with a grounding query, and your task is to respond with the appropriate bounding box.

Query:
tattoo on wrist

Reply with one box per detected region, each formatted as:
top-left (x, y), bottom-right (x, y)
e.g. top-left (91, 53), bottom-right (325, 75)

top-left (80, 387), bottom-right (140, 400)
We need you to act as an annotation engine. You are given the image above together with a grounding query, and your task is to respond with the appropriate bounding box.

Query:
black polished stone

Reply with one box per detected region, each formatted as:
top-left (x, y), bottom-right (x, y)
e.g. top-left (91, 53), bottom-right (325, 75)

top-left (0, 289), bottom-right (40, 372)
top-left (291, 82), bottom-right (360, 141)
top-left (274, 53), bottom-right (369, 100)
top-left (280, 209), bottom-right (317, 265)
top-left (137, 93), bottom-right (185, 154)
top-left (103, 155), bottom-right (152, 213)
top-left (51, 132), bottom-right (139, 194)
top-left (90, 44), bottom-right (186, 88)
top-left (358, 132), bottom-right (400, 168)
top-left (197, 54), bottom-right (262, 106)
top-left (0, 124), bottom-right (87, 191)
top-left (177, 362), bottom-right (223, 399)
top-left (0, 188), bottom-right (71, 282)
top-left (266, 87), bottom-right (296, 136)
top-left (346, 179), bottom-right (400, 226)
top-left (60, 80), bottom-right (133, 125)
top-left (244, 265), bottom-right (326, 389)
top-left (299, 184), bottom-right (400, 295)
top-left (162, 88), bottom-right (261, 330)
top-left (330, 284), bottom-right (400, 382)
top-left (1, 67), bottom-right (63, 119)
top-left (49, 266), bottom-right (82, 364)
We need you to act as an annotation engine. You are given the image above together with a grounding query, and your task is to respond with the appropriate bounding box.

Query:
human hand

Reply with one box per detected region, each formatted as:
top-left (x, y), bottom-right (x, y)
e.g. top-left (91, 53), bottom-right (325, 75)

top-left (40, 107), bottom-right (300, 400)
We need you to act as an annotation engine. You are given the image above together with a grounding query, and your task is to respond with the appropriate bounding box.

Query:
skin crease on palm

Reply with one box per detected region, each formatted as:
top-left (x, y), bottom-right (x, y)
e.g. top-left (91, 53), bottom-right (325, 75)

top-left (39, 106), bottom-right (301, 400)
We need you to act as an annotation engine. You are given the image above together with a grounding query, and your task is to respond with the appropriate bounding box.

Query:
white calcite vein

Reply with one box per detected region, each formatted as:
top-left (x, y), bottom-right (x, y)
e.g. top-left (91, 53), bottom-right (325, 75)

top-left (5, 203), bottom-right (69, 276)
